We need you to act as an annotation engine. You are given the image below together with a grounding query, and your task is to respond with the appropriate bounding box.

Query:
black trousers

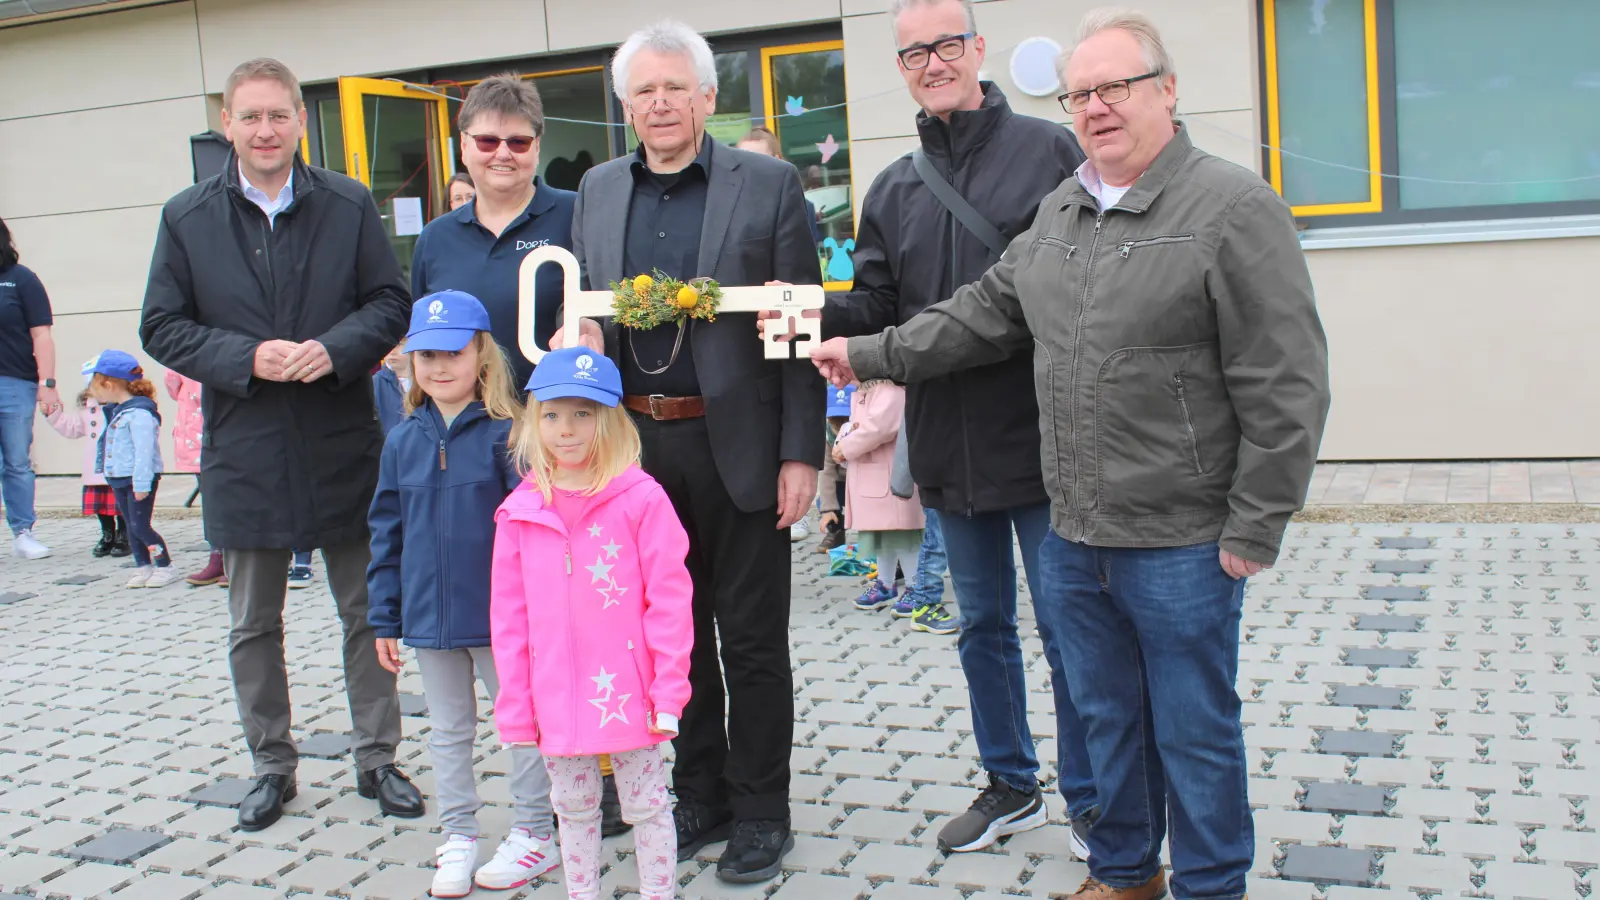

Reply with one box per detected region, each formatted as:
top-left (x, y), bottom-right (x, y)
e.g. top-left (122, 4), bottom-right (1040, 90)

top-left (635, 414), bottom-right (794, 821)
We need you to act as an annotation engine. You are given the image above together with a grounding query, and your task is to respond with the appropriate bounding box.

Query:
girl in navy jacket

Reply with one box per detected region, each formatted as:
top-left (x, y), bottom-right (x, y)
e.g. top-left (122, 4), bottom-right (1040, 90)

top-left (365, 291), bottom-right (557, 896)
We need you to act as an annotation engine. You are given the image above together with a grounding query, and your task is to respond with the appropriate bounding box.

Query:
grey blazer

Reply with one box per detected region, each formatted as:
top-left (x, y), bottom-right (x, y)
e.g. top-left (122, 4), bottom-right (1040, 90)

top-left (570, 139), bottom-right (825, 512)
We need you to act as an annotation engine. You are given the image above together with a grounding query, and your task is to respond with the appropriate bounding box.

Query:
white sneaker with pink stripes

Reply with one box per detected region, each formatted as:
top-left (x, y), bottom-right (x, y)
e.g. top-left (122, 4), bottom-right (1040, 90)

top-left (473, 828), bottom-right (558, 890)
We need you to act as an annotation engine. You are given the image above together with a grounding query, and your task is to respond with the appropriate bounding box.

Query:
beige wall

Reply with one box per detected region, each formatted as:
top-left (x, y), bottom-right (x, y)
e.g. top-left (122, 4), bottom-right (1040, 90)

top-left (3, 0), bottom-right (1595, 476)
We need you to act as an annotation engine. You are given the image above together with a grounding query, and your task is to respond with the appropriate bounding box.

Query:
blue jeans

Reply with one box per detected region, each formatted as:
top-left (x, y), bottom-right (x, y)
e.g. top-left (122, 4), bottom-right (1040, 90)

top-left (1038, 533), bottom-right (1251, 900)
top-left (0, 375), bottom-right (38, 535)
top-left (108, 476), bottom-right (170, 568)
top-left (939, 503), bottom-right (1095, 817)
top-left (900, 511), bottom-right (947, 608)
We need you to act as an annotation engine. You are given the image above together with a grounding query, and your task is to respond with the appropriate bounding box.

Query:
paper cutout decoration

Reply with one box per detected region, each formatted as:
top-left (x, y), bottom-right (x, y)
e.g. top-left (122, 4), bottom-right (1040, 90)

top-left (822, 237), bottom-right (856, 282)
top-left (785, 96), bottom-right (808, 117)
top-left (817, 134), bottom-right (840, 163)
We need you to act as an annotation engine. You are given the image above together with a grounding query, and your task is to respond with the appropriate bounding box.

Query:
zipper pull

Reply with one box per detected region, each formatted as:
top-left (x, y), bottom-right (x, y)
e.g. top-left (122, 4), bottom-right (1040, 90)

top-left (438, 439), bottom-right (446, 470)
top-left (566, 546), bottom-right (572, 575)
top-left (1120, 243), bottom-right (1132, 258)
top-left (1095, 214), bottom-right (1103, 234)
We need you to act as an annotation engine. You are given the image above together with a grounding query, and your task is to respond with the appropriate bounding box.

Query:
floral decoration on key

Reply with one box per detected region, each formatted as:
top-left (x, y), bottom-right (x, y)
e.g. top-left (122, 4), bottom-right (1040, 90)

top-left (610, 271), bottom-right (723, 329)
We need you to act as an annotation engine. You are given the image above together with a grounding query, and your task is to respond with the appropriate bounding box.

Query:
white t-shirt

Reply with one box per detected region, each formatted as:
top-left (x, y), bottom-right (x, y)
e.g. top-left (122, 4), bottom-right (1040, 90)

top-left (1097, 182), bottom-right (1132, 210)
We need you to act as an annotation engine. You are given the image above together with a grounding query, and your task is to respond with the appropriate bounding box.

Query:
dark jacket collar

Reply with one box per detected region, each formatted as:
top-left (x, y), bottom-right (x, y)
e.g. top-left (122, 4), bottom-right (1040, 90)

top-left (222, 149), bottom-right (315, 206)
top-left (631, 132), bottom-right (716, 180)
top-left (1061, 122), bottom-right (1195, 214)
top-left (916, 82), bottom-right (1014, 170)
top-left (455, 176), bottom-right (558, 229)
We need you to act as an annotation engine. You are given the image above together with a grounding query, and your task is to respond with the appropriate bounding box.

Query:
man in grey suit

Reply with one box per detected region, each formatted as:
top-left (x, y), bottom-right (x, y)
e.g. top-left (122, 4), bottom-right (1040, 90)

top-left (558, 19), bottom-right (823, 885)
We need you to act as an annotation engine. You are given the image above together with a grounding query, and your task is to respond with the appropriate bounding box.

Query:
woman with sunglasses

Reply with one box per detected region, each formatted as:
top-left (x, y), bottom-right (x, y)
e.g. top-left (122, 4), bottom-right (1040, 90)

top-left (409, 74), bottom-right (576, 391)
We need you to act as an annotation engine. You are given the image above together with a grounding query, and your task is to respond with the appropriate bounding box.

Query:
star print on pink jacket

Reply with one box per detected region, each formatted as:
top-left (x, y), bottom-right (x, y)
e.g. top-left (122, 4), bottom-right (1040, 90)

top-left (490, 464), bottom-right (694, 757)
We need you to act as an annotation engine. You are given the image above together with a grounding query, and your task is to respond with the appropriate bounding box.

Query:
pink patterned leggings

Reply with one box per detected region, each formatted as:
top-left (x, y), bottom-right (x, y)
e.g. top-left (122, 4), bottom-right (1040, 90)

top-left (545, 746), bottom-right (677, 900)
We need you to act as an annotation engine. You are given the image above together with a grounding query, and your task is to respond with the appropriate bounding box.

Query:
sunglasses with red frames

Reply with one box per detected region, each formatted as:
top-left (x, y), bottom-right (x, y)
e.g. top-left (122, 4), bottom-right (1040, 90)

top-left (464, 132), bottom-right (537, 154)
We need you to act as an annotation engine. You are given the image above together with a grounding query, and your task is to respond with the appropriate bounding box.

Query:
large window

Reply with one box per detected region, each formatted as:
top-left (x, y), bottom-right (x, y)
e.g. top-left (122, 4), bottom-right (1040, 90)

top-left (763, 41), bottom-right (854, 288)
top-left (1261, 0), bottom-right (1600, 224)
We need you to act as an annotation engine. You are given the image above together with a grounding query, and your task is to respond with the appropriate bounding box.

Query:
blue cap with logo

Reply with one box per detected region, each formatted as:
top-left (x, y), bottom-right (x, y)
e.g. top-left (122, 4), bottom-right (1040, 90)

top-left (89, 349), bottom-right (144, 382)
top-left (827, 383), bottom-right (856, 418)
top-left (526, 347), bottom-right (623, 407)
top-left (405, 290), bottom-right (491, 353)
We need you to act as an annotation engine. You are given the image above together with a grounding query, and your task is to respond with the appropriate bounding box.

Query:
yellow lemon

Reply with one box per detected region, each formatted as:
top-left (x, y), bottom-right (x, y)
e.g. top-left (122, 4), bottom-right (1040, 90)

top-left (632, 274), bottom-right (654, 294)
top-left (676, 285), bottom-right (699, 309)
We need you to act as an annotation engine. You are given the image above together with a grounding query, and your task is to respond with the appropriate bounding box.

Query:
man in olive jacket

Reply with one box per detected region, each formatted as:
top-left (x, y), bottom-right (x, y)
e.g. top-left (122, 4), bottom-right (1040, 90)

top-left (812, 12), bottom-right (1329, 900)
top-left (140, 58), bottom-right (418, 832)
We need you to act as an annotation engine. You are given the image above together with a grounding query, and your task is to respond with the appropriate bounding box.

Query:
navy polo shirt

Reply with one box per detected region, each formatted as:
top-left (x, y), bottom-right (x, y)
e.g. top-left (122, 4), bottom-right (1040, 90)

top-left (410, 177), bottom-right (577, 390)
top-left (0, 263), bottom-right (53, 383)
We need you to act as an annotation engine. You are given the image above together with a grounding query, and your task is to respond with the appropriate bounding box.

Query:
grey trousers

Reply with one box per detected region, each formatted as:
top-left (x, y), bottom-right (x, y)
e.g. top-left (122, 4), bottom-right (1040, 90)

top-left (416, 647), bottom-right (554, 837)
top-left (225, 544), bottom-right (401, 776)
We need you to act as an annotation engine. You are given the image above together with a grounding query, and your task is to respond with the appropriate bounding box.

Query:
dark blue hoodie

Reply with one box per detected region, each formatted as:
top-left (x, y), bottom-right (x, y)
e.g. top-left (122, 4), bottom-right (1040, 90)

top-left (366, 399), bottom-right (520, 649)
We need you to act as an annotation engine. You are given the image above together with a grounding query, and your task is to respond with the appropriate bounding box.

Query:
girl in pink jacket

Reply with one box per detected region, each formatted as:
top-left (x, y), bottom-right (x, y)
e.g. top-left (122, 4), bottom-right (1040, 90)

top-left (836, 379), bottom-right (925, 612)
top-left (491, 347), bottom-right (692, 900)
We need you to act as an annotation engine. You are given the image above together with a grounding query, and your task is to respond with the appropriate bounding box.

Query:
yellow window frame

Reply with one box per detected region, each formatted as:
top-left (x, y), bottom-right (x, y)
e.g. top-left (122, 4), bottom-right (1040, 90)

top-left (1262, 0), bottom-right (1383, 216)
top-left (336, 76), bottom-right (453, 191)
top-left (761, 39), bottom-right (853, 292)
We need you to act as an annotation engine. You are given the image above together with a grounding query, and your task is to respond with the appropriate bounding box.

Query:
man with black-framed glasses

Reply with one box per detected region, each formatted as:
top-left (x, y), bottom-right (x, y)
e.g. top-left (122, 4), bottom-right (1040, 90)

top-left (812, 0), bottom-right (1099, 861)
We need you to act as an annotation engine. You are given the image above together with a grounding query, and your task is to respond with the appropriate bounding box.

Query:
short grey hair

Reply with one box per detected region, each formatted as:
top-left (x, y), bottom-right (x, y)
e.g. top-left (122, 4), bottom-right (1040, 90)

top-left (611, 20), bottom-right (718, 101)
top-left (886, 0), bottom-right (977, 42)
top-left (1057, 7), bottom-right (1177, 85)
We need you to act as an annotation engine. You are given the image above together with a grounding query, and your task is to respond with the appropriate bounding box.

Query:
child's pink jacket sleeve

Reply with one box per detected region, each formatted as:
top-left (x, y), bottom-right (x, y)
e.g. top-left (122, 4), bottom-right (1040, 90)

top-left (45, 406), bottom-right (91, 440)
top-left (635, 485), bottom-right (694, 720)
top-left (489, 514), bottom-right (540, 744)
top-left (835, 385), bottom-right (905, 462)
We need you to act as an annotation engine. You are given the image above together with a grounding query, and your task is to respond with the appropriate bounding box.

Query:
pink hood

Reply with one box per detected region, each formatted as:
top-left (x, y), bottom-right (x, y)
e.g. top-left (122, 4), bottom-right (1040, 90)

top-left (490, 465), bottom-right (694, 756)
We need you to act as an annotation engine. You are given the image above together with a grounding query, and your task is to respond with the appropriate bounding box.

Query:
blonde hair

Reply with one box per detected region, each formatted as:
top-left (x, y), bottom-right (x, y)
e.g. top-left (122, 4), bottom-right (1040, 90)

top-left (1059, 7), bottom-right (1177, 84)
top-left (224, 57), bottom-right (304, 111)
top-left (511, 398), bottom-right (642, 501)
top-left (404, 332), bottom-right (521, 422)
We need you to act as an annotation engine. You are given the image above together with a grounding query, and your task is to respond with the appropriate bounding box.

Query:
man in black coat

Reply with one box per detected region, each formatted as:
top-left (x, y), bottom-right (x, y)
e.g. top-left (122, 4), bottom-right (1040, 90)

top-left (819, 0), bottom-right (1098, 860)
top-left (560, 20), bottom-right (823, 885)
top-left (139, 58), bottom-right (418, 832)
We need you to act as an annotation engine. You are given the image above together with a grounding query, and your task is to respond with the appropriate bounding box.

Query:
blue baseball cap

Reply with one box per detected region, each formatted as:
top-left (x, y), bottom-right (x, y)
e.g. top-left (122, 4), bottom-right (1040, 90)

top-left (827, 383), bottom-right (856, 418)
top-left (406, 290), bottom-right (491, 352)
top-left (526, 347), bottom-right (623, 407)
top-left (89, 350), bottom-right (143, 381)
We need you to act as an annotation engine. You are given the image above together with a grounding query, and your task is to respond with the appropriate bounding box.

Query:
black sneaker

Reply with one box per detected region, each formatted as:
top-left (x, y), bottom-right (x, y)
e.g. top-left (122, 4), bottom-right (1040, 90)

top-left (674, 796), bottom-right (732, 862)
top-left (936, 774), bottom-right (1048, 852)
top-left (715, 819), bottom-right (793, 884)
top-left (1067, 806), bottom-right (1099, 861)
top-left (600, 772), bottom-right (632, 837)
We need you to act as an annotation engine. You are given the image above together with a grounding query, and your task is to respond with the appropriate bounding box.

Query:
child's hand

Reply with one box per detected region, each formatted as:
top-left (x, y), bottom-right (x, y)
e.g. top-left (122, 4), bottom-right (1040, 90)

top-left (375, 638), bottom-right (403, 673)
top-left (134, 491), bottom-right (149, 501)
top-left (831, 444), bottom-right (847, 465)
top-left (649, 712), bottom-right (679, 737)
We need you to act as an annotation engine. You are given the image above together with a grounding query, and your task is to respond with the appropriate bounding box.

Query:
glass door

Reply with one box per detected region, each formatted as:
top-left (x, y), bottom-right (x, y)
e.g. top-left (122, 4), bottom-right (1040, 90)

top-left (337, 77), bottom-right (453, 283)
top-left (762, 40), bottom-right (854, 290)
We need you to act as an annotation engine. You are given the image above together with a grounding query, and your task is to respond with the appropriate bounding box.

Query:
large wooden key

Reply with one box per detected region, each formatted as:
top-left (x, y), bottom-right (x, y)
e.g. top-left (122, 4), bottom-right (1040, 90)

top-left (518, 245), bottom-right (825, 364)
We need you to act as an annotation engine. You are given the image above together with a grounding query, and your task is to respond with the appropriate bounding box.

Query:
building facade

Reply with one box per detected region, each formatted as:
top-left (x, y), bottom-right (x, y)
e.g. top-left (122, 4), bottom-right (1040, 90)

top-left (3, 0), bottom-right (1596, 476)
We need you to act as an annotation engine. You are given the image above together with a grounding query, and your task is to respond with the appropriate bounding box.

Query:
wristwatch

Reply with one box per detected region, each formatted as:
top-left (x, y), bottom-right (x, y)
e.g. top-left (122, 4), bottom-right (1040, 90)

top-left (43, 379), bottom-right (55, 389)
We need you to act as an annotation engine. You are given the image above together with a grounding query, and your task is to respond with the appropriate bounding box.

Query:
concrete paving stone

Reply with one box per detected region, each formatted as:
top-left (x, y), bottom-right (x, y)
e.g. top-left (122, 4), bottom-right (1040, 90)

top-left (870, 705), bottom-right (944, 730)
top-left (1390, 787), bottom-right (1478, 821)
top-left (836, 809), bottom-right (923, 842)
top-left (820, 750), bottom-right (899, 779)
top-left (66, 828), bottom-right (173, 864)
top-left (17, 756), bottom-right (97, 786)
top-left (185, 778), bottom-right (257, 808)
top-left (1378, 852), bottom-right (1474, 893)
top-left (1336, 813), bottom-right (1422, 851)
top-left (893, 756), bottom-right (975, 785)
top-left (279, 855), bottom-right (375, 891)
top-left (192, 885), bottom-right (286, 900)
top-left (1533, 828), bottom-right (1600, 866)
top-left (1278, 844), bottom-right (1377, 886)
top-left (1482, 861), bottom-right (1583, 900)
top-left (1317, 730), bottom-right (1399, 758)
top-left (1341, 649), bottom-right (1416, 669)
top-left (1353, 615), bottom-right (1424, 632)
top-left (1347, 756), bottom-right (1431, 786)
top-left (879, 730), bottom-right (956, 756)
top-left (866, 883), bottom-right (973, 899)
top-left (1241, 879), bottom-right (1319, 900)
top-left (108, 873), bottom-right (209, 900)
top-left (1254, 810), bottom-right (1334, 844)
top-left (210, 846), bottom-right (303, 883)
top-left (779, 832), bottom-right (850, 871)
top-left (1485, 792), bottom-right (1572, 828)
top-left (1248, 776), bottom-right (1304, 810)
top-left (770, 872), bottom-right (874, 898)
top-left (1329, 686), bottom-right (1409, 709)
top-left (360, 828), bottom-right (442, 865)
top-left (791, 802), bottom-right (845, 835)
top-left (1301, 783), bottom-right (1390, 816)
top-left (1023, 853), bottom-right (1092, 894)
top-left (832, 778), bottom-right (912, 809)
top-left (1433, 822), bottom-right (1524, 858)
top-left (807, 701), bottom-right (874, 726)
top-left (346, 863), bottom-right (435, 900)
top-left (812, 725), bottom-right (888, 750)
top-left (930, 849), bottom-right (1027, 890)
top-left (680, 865), bottom-right (778, 899)
top-left (164, 804), bottom-right (246, 842)
top-left (104, 800), bottom-right (192, 831)
top-left (127, 773), bottom-right (210, 803)
top-left (2, 852), bottom-right (73, 890)
top-left (791, 773), bottom-right (836, 803)
top-left (133, 837), bottom-right (234, 875)
top-left (1264, 753), bottom-right (1352, 782)
top-left (13, 818), bottom-right (101, 854)
top-left (295, 822), bottom-right (388, 857)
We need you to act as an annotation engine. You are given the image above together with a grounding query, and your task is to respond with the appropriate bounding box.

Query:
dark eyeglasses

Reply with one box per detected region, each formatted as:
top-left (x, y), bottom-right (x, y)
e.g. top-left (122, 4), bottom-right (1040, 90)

top-left (897, 32), bottom-right (975, 70)
top-left (464, 132), bottom-right (537, 154)
top-left (1058, 71), bottom-right (1162, 114)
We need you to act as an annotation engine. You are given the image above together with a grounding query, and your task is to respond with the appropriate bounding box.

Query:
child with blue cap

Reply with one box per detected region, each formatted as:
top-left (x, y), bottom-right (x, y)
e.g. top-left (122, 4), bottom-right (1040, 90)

top-left (495, 346), bottom-right (694, 900)
top-left (87, 350), bottom-right (175, 588)
top-left (365, 290), bottom-right (559, 895)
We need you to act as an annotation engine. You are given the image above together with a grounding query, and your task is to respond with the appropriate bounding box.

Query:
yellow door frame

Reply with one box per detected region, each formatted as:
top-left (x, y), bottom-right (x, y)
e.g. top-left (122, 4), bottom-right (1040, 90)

top-left (760, 40), bottom-right (852, 292)
top-left (336, 76), bottom-right (453, 193)
top-left (1262, 0), bottom-right (1383, 216)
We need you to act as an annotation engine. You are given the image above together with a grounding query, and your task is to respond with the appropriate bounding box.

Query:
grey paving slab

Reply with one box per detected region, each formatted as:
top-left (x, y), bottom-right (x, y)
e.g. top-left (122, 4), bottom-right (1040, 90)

top-left (1341, 648), bottom-right (1416, 668)
top-left (65, 827), bottom-right (174, 864)
top-left (184, 777), bottom-right (256, 808)
top-left (1378, 537), bottom-right (1434, 550)
top-left (1316, 730), bottom-right (1400, 758)
top-left (0, 591), bottom-right (36, 604)
top-left (1329, 685), bottom-right (1409, 709)
top-left (1361, 585), bottom-right (1427, 602)
top-left (1372, 560), bottom-right (1432, 574)
top-left (1278, 844), bottom-right (1378, 887)
top-left (294, 731), bottom-right (351, 759)
top-left (1300, 782), bottom-right (1390, 816)
top-left (1353, 614), bottom-right (1424, 632)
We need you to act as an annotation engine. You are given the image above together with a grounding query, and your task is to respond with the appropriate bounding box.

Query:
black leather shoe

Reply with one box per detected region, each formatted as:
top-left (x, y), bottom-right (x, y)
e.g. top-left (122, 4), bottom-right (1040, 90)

top-left (238, 774), bottom-right (296, 832)
top-left (356, 763), bottom-right (424, 818)
top-left (674, 796), bottom-right (732, 862)
top-left (716, 819), bottom-right (793, 884)
top-left (601, 772), bottom-right (632, 837)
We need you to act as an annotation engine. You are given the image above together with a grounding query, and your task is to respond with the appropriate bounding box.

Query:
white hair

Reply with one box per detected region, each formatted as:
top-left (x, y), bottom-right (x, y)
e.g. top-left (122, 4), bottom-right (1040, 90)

top-left (1057, 7), bottom-right (1177, 84)
top-left (611, 20), bottom-right (718, 100)
top-left (886, 0), bottom-right (977, 42)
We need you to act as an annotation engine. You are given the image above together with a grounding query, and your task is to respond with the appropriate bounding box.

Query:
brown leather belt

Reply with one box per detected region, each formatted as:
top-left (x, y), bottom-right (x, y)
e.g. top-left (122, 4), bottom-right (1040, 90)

top-left (622, 394), bottom-right (707, 421)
